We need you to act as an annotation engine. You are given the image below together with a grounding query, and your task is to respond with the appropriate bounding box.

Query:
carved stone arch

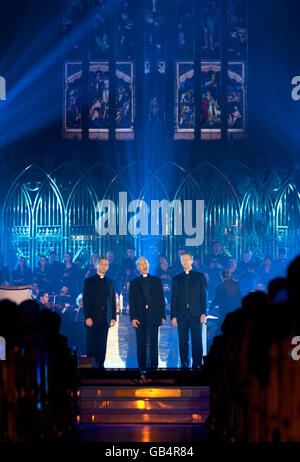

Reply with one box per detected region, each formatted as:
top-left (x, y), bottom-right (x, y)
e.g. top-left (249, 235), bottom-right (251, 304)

top-left (274, 178), bottom-right (300, 257)
top-left (48, 162), bottom-right (83, 205)
top-left (85, 162), bottom-right (137, 260)
top-left (223, 162), bottom-right (257, 202)
top-left (136, 169), bottom-right (172, 266)
top-left (32, 171), bottom-right (65, 263)
top-left (154, 161), bottom-right (191, 200)
top-left (240, 179), bottom-right (274, 259)
top-left (206, 167), bottom-right (241, 260)
top-left (168, 168), bottom-right (205, 265)
top-left (2, 165), bottom-right (35, 267)
top-left (66, 174), bottom-right (100, 261)
top-left (81, 161), bottom-right (119, 200)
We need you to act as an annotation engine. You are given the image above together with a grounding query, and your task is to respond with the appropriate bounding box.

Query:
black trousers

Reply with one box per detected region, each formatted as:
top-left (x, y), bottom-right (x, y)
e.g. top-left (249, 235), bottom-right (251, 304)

top-left (86, 325), bottom-right (109, 368)
top-left (177, 312), bottom-right (203, 368)
top-left (135, 324), bottom-right (159, 371)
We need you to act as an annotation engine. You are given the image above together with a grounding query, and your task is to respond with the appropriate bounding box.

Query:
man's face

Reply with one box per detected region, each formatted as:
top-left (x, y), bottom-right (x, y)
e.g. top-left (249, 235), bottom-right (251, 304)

top-left (92, 253), bottom-right (99, 265)
top-left (65, 253), bottom-right (71, 264)
top-left (193, 259), bottom-right (200, 269)
top-left (20, 257), bottom-right (25, 266)
top-left (97, 258), bottom-right (109, 275)
top-left (213, 243), bottom-right (221, 254)
top-left (243, 252), bottom-right (251, 263)
top-left (61, 286), bottom-right (68, 295)
top-left (41, 293), bottom-right (49, 304)
top-left (49, 254), bottom-right (56, 264)
top-left (127, 249), bottom-right (135, 259)
top-left (160, 256), bottom-right (167, 266)
top-left (40, 257), bottom-right (46, 266)
top-left (137, 258), bottom-right (149, 275)
top-left (181, 254), bottom-right (193, 271)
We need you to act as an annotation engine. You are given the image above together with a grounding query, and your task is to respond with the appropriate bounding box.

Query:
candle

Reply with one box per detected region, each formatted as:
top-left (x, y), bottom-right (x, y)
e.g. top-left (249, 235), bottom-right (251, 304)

top-left (119, 293), bottom-right (123, 314)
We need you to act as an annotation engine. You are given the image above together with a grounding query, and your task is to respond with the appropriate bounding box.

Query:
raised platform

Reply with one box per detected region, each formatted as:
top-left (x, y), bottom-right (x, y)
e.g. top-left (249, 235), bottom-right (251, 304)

top-left (78, 369), bottom-right (210, 426)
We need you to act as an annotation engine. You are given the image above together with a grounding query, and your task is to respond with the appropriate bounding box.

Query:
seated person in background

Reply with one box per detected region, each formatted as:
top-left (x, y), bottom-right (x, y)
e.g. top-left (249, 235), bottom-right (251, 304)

top-left (257, 256), bottom-right (274, 288)
top-left (204, 257), bottom-right (223, 302)
top-left (211, 268), bottom-right (242, 335)
top-left (120, 245), bottom-right (138, 274)
top-left (74, 257), bottom-right (86, 293)
top-left (238, 262), bottom-right (258, 297)
top-left (69, 293), bottom-right (86, 355)
top-left (237, 249), bottom-right (254, 275)
top-left (0, 254), bottom-right (10, 286)
top-left (74, 293), bottom-right (85, 322)
top-left (117, 260), bottom-right (137, 301)
top-left (106, 250), bottom-right (119, 281)
top-left (61, 252), bottom-right (77, 297)
top-left (12, 256), bottom-right (33, 286)
top-left (31, 282), bottom-right (39, 300)
top-left (33, 255), bottom-right (49, 290)
top-left (172, 248), bottom-right (186, 275)
top-left (192, 254), bottom-right (203, 272)
top-left (206, 241), bottom-right (230, 269)
top-left (37, 291), bottom-right (49, 310)
top-left (46, 251), bottom-right (64, 293)
top-left (273, 247), bottom-right (289, 278)
top-left (84, 252), bottom-right (99, 279)
top-left (228, 256), bottom-right (239, 280)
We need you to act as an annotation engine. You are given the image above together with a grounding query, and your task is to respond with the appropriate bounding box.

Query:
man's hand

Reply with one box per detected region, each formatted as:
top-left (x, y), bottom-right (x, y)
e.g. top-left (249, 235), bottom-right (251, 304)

top-left (86, 318), bottom-right (93, 327)
top-left (200, 314), bottom-right (206, 324)
top-left (162, 318), bottom-right (165, 325)
top-left (132, 319), bottom-right (140, 328)
top-left (171, 317), bottom-right (178, 327)
top-left (110, 319), bottom-right (116, 327)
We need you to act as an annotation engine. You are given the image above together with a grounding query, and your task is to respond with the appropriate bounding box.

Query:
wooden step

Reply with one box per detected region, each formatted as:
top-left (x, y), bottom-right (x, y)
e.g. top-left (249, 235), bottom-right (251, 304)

top-left (80, 397), bottom-right (210, 411)
top-left (79, 386), bottom-right (210, 399)
top-left (78, 409), bottom-right (209, 425)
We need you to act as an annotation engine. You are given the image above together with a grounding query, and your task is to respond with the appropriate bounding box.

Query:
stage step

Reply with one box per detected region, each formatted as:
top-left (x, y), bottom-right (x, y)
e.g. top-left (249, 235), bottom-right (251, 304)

top-left (78, 386), bottom-right (210, 425)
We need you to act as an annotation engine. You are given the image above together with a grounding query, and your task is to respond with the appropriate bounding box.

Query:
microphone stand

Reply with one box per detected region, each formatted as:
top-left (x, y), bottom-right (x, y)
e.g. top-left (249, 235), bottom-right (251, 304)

top-left (143, 275), bottom-right (151, 377)
top-left (145, 302), bottom-right (150, 372)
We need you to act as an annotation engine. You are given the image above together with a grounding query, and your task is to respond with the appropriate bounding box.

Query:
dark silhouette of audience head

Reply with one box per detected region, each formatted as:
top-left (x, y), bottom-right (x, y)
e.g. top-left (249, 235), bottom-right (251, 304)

top-left (287, 254), bottom-right (300, 302)
top-left (267, 277), bottom-right (288, 303)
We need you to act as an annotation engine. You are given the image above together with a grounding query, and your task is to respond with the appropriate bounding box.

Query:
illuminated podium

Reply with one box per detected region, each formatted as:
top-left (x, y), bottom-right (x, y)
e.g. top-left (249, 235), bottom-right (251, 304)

top-left (104, 314), bottom-right (212, 369)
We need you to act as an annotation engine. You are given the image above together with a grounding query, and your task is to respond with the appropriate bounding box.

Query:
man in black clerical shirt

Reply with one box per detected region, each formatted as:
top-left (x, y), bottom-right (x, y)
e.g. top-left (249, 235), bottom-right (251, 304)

top-left (83, 257), bottom-right (116, 368)
top-left (129, 257), bottom-right (166, 373)
top-left (171, 252), bottom-right (207, 369)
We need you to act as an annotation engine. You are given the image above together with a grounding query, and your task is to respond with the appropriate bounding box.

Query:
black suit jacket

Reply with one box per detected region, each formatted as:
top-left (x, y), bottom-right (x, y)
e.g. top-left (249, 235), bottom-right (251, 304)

top-left (129, 275), bottom-right (166, 326)
top-left (83, 274), bottom-right (116, 328)
top-left (171, 270), bottom-right (207, 319)
top-left (212, 279), bottom-right (242, 316)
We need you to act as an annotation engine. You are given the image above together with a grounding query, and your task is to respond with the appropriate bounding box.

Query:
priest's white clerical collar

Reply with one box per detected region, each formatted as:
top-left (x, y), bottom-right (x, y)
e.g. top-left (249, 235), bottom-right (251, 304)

top-left (142, 273), bottom-right (148, 277)
top-left (185, 270), bottom-right (191, 274)
top-left (98, 274), bottom-right (105, 279)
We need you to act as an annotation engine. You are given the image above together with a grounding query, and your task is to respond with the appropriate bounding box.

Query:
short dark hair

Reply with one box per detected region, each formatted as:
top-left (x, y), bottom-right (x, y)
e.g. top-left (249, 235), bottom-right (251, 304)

top-left (38, 291), bottom-right (48, 301)
top-left (181, 252), bottom-right (193, 260)
top-left (222, 269), bottom-right (230, 279)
